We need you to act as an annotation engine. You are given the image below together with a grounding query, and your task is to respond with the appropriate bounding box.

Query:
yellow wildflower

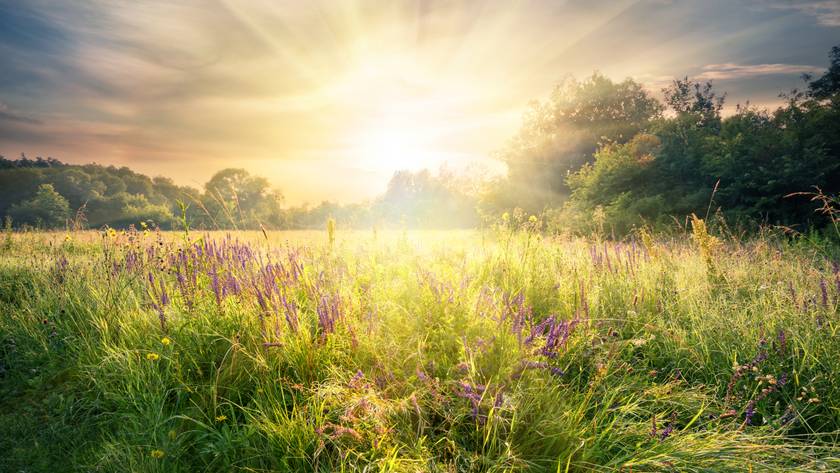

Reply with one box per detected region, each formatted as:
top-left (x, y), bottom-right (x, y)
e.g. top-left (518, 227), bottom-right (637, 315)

top-left (215, 415), bottom-right (227, 422)
top-left (529, 215), bottom-right (538, 223)
top-left (146, 353), bottom-right (160, 361)
top-left (160, 337), bottom-right (171, 346)
top-left (150, 449), bottom-right (165, 459)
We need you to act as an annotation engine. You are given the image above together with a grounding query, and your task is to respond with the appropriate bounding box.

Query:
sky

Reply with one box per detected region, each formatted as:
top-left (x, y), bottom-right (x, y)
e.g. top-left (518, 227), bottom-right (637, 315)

top-left (1, 0), bottom-right (838, 203)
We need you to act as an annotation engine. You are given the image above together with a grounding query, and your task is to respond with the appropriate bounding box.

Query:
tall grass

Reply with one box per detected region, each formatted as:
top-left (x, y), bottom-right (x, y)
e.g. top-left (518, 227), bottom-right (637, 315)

top-left (0, 226), bottom-right (838, 472)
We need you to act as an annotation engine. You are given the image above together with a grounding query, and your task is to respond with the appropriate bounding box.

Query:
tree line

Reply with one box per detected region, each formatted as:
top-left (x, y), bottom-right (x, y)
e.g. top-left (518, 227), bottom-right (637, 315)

top-left (483, 45), bottom-right (840, 235)
top-left (3, 44), bottom-right (839, 234)
top-left (0, 158), bottom-right (478, 230)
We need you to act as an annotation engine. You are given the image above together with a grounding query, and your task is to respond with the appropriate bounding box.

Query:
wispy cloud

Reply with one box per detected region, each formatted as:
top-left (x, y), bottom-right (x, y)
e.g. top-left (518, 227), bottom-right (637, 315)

top-left (0, 102), bottom-right (41, 125)
top-left (696, 63), bottom-right (821, 81)
top-left (766, 1), bottom-right (840, 27)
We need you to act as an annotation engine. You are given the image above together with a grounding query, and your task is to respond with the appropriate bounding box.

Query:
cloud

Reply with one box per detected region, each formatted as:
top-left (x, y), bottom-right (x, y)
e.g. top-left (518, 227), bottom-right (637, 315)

top-left (0, 102), bottom-right (41, 125)
top-left (696, 63), bottom-right (821, 81)
top-left (766, 1), bottom-right (840, 27)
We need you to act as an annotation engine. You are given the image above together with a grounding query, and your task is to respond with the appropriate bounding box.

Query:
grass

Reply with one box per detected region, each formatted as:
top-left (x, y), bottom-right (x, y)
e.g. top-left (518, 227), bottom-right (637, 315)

top-left (0, 226), bottom-right (839, 472)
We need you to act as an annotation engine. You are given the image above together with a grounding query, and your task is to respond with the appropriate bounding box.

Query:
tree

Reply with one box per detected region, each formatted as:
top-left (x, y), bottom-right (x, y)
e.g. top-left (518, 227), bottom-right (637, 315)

top-left (7, 184), bottom-right (70, 228)
top-left (807, 46), bottom-right (840, 101)
top-left (491, 73), bottom-right (662, 213)
top-left (663, 77), bottom-right (725, 129)
top-left (566, 45), bottom-right (840, 235)
top-left (374, 169), bottom-right (478, 228)
top-left (202, 168), bottom-right (284, 229)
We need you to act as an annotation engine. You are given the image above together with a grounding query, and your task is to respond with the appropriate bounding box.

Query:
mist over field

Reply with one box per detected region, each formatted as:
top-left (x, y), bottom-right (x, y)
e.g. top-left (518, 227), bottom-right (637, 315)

top-left (2, 1), bottom-right (840, 472)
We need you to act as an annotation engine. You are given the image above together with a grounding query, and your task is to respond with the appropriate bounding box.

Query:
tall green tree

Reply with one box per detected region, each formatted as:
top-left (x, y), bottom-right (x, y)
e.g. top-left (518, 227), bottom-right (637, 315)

top-left (7, 183), bottom-right (70, 228)
top-left (488, 73), bottom-right (661, 213)
top-left (202, 168), bottom-right (284, 229)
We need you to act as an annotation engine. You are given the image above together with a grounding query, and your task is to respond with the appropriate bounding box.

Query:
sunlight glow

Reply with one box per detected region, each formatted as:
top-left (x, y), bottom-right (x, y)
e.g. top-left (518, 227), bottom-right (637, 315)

top-left (356, 120), bottom-right (432, 170)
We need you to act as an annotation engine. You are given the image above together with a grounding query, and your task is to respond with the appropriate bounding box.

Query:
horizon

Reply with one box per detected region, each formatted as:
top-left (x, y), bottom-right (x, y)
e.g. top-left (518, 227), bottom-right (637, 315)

top-left (2, 0), bottom-right (839, 204)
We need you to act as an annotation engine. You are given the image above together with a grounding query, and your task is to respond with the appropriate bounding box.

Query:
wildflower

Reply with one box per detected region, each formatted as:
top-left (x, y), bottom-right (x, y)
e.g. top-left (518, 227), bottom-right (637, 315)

top-left (416, 368), bottom-right (430, 382)
top-left (160, 337), bottom-right (171, 346)
top-left (655, 412), bottom-right (677, 441)
top-left (776, 329), bottom-right (786, 354)
top-left (744, 400), bottom-right (757, 425)
top-left (63, 233), bottom-right (72, 242)
top-left (659, 423), bottom-right (674, 440)
top-left (146, 353), bottom-right (160, 361)
top-left (215, 414), bottom-right (227, 422)
top-left (528, 215), bottom-right (538, 223)
top-left (349, 370), bottom-right (364, 387)
top-left (494, 390), bottom-right (504, 409)
top-left (150, 449), bottom-right (165, 459)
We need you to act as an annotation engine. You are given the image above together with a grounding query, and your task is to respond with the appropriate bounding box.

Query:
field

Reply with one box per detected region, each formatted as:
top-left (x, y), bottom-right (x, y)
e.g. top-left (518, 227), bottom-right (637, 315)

top-left (1, 227), bottom-right (839, 472)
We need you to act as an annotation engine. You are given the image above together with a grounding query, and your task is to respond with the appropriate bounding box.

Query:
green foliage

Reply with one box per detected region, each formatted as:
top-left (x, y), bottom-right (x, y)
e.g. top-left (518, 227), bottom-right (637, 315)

top-left (561, 46), bottom-right (840, 235)
top-left (7, 183), bottom-right (70, 228)
top-left (484, 73), bottom-right (662, 214)
top-left (202, 168), bottom-right (284, 229)
top-left (807, 45), bottom-right (840, 101)
top-left (485, 44), bottom-right (840, 236)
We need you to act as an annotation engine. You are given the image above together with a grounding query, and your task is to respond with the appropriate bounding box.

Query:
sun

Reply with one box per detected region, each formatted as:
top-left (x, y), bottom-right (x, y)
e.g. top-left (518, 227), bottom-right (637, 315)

top-left (355, 120), bottom-right (435, 171)
top-left (330, 52), bottom-right (467, 175)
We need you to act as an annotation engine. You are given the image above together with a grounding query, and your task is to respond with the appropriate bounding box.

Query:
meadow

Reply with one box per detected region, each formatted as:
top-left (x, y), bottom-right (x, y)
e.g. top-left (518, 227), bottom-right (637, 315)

top-left (1, 224), bottom-right (839, 472)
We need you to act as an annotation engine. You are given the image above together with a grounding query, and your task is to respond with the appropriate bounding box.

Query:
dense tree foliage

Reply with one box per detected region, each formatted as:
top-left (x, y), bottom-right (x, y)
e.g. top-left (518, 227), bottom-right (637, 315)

top-left (0, 159), bottom-right (198, 229)
top-left (485, 73), bottom-right (662, 213)
top-left (564, 46), bottom-right (840, 234)
top-left (7, 183), bottom-right (70, 228)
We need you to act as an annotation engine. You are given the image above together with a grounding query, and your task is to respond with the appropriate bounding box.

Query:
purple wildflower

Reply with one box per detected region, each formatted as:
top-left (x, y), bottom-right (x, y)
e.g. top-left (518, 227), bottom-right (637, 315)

top-left (494, 390), bottom-right (504, 409)
top-left (416, 368), bottom-right (429, 382)
top-left (744, 400), bottom-right (756, 425)
top-left (659, 423), bottom-right (674, 441)
top-left (210, 269), bottom-right (222, 306)
top-left (776, 329), bottom-right (787, 354)
top-left (147, 272), bottom-right (169, 331)
top-left (280, 295), bottom-right (299, 333)
top-left (349, 370), bottom-right (364, 387)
